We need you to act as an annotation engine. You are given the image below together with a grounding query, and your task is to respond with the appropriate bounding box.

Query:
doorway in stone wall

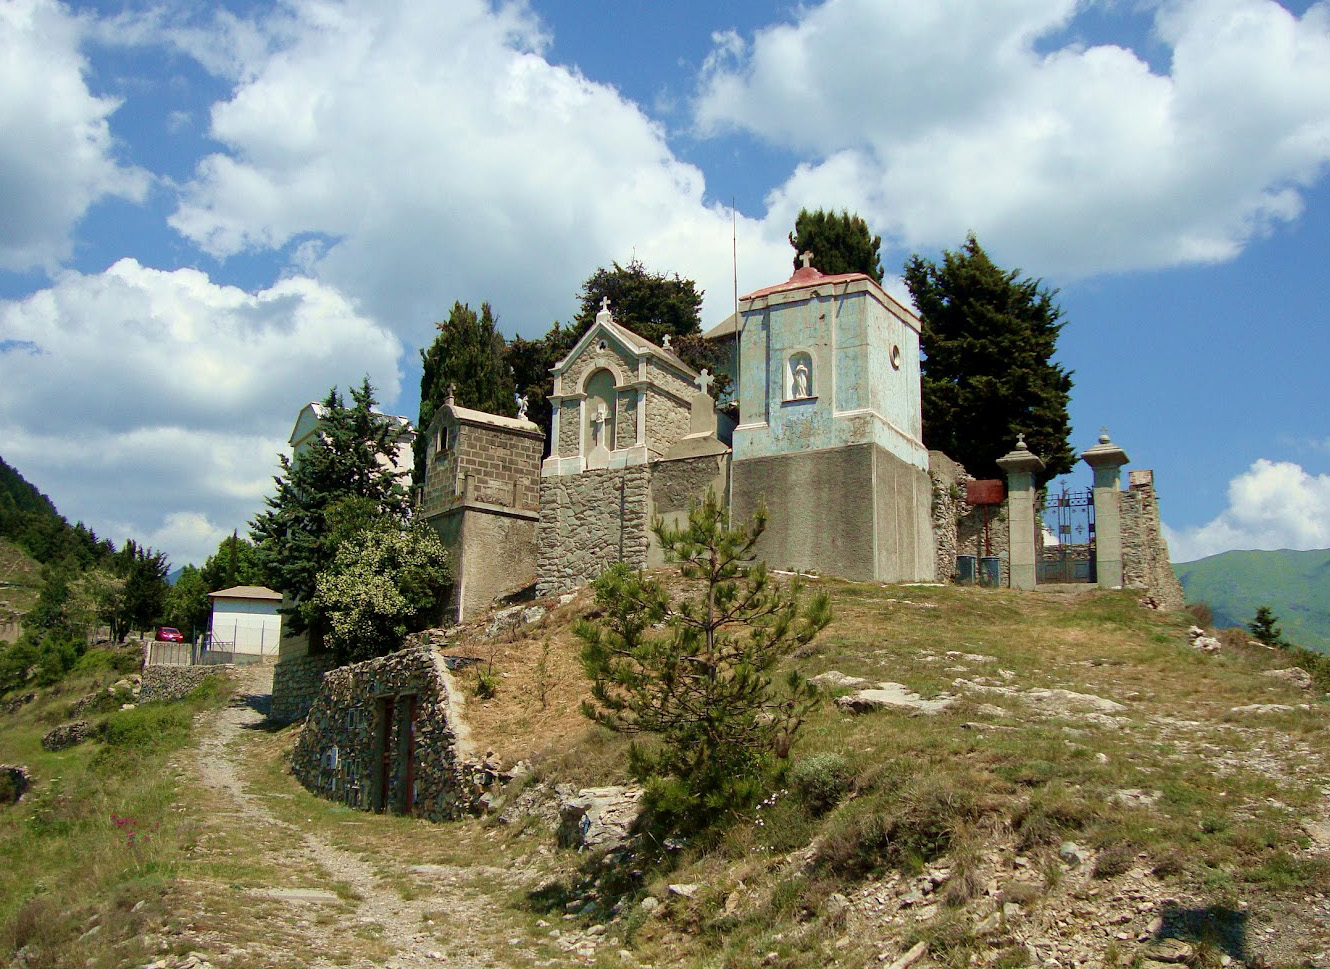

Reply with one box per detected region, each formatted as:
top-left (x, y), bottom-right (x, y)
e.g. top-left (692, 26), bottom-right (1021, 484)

top-left (1038, 485), bottom-right (1096, 583)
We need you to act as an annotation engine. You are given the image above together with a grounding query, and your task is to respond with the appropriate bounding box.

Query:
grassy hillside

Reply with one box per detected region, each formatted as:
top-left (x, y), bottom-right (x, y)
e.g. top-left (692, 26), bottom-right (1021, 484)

top-left (4, 581), bottom-right (1328, 969)
top-left (1174, 548), bottom-right (1330, 652)
top-left (0, 538), bottom-right (42, 618)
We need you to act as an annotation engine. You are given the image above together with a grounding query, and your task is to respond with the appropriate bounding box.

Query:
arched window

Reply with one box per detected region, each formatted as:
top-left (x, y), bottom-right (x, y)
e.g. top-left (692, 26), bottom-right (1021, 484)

top-left (583, 368), bottom-right (617, 454)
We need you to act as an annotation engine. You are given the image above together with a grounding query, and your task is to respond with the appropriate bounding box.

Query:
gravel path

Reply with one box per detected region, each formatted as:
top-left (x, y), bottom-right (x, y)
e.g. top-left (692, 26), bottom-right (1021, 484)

top-left (189, 665), bottom-right (500, 969)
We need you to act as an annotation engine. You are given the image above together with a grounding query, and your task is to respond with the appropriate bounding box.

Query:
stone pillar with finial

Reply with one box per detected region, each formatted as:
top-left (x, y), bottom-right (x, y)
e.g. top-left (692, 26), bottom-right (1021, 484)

top-left (1082, 428), bottom-right (1130, 589)
top-left (996, 434), bottom-right (1046, 590)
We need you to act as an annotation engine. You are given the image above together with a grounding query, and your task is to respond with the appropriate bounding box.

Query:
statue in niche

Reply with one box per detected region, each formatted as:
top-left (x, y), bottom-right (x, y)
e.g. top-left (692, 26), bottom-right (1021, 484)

top-left (791, 357), bottom-right (811, 399)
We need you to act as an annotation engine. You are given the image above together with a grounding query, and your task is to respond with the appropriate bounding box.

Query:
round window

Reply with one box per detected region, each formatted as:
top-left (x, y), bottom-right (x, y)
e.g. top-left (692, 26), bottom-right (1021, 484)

top-left (890, 344), bottom-right (902, 370)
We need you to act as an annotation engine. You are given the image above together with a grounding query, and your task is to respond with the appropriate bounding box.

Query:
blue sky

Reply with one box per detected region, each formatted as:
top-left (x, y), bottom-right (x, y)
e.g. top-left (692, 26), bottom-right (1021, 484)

top-left (2, 0), bottom-right (1329, 569)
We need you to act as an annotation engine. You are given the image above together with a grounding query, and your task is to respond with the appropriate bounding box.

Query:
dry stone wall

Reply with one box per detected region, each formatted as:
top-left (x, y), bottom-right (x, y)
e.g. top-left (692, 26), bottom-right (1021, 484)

top-left (140, 664), bottom-right (237, 702)
top-left (537, 465), bottom-right (649, 594)
top-left (271, 652), bottom-right (339, 721)
top-left (1119, 474), bottom-right (1185, 610)
top-left (291, 646), bottom-right (485, 821)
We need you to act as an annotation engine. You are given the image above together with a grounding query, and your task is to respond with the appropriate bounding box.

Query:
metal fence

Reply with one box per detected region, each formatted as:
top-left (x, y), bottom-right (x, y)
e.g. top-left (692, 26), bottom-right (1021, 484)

top-left (145, 641), bottom-right (269, 667)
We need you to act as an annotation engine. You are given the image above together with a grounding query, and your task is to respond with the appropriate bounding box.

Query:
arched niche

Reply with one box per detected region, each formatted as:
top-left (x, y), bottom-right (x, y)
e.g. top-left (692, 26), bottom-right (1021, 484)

top-left (785, 349), bottom-right (814, 401)
top-left (583, 367), bottom-right (618, 454)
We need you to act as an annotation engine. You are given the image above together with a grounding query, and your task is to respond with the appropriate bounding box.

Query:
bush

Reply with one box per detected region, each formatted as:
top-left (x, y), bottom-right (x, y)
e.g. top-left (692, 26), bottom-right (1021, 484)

top-left (788, 753), bottom-right (852, 816)
top-left (96, 705), bottom-right (193, 755)
top-left (1185, 602), bottom-right (1214, 628)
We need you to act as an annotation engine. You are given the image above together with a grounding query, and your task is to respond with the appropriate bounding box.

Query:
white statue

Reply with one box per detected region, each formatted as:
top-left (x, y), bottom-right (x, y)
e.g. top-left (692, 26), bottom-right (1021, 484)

top-left (792, 360), bottom-right (810, 399)
top-left (516, 394), bottom-right (529, 420)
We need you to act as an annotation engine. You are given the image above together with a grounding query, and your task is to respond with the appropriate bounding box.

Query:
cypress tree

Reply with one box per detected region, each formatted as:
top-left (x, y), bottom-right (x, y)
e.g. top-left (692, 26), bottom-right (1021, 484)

top-left (904, 234), bottom-right (1075, 485)
top-left (414, 301), bottom-right (516, 487)
top-left (788, 208), bottom-right (884, 281)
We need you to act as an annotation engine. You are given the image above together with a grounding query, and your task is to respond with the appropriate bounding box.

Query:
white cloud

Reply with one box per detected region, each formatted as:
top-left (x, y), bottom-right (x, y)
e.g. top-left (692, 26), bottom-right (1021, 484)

top-left (1165, 459), bottom-right (1330, 561)
top-left (0, 0), bottom-right (148, 271)
top-left (695, 0), bottom-right (1330, 278)
top-left (0, 260), bottom-right (402, 566)
top-left (166, 0), bottom-right (793, 340)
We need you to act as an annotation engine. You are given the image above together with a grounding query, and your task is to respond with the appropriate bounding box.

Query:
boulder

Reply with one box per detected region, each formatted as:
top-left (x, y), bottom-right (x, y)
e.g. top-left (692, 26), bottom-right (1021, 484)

top-left (1261, 667), bottom-right (1313, 690)
top-left (557, 786), bottom-right (643, 851)
top-left (42, 720), bottom-right (91, 751)
top-left (809, 670), bottom-right (871, 690)
top-left (836, 682), bottom-right (957, 716)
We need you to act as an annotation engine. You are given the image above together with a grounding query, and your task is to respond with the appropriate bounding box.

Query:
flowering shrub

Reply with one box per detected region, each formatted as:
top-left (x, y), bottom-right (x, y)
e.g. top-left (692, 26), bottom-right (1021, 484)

top-left (313, 523), bottom-right (451, 663)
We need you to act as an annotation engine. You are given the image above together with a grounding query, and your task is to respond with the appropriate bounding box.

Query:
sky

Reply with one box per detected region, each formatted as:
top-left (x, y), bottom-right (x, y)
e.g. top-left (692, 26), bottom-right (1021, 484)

top-left (2, 0), bottom-right (1329, 571)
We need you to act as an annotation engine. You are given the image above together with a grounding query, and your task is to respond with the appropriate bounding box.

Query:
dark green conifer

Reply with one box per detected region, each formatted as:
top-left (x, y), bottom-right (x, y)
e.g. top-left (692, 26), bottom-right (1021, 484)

top-left (904, 234), bottom-right (1075, 484)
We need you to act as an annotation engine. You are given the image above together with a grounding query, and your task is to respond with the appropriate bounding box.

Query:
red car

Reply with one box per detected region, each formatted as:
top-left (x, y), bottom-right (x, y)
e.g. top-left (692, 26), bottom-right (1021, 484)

top-left (155, 627), bottom-right (185, 642)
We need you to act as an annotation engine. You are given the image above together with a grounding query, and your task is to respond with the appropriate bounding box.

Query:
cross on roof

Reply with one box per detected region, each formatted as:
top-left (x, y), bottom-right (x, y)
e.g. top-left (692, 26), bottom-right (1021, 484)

top-left (799, 250), bottom-right (813, 270)
top-left (600, 296), bottom-right (611, 314)
top-left (696, 368), bottom-right (713, 395)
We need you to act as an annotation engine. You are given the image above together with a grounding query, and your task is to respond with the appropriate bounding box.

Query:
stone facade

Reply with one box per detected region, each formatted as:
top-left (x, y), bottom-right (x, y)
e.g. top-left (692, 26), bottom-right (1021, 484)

top-left (537, 465), bottom-right (651, 594)
top-left (420, 396), bottom-right (544, 622)
top-left (140, 664), bottom-right (237, 702)
top-left (291, 645), bottom-right (487, 820)
top-left (271, 651), bottom-right (339, 721)
top-left (1119, 470), bottom-right (1185, 610)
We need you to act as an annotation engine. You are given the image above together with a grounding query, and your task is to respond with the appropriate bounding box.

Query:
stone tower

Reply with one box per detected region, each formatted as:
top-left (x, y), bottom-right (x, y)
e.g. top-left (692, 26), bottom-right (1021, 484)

top-left (729, 256), bottom-right (935, 582)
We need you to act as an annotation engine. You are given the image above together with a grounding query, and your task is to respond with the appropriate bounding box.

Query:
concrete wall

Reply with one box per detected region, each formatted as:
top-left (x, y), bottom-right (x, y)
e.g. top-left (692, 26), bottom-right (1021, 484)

top-left (732, 442), bottom-right (934, 583)
top-left (271, 651), bottom-right (339, 722)
top-left (1119, 474), bottom-right (1185, 611)
top-left (291, 646), bottom-right (482, 821)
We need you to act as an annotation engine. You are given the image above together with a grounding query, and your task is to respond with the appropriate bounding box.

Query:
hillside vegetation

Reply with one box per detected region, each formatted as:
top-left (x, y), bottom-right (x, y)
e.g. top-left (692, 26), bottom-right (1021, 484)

top-left (1175, 548), bottom-right (1330, 652)
top-left (2, 581), bottom-right (1327, 969)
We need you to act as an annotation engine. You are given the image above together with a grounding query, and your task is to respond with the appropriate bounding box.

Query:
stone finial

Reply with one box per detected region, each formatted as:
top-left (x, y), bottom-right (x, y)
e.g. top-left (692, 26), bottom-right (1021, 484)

top-left (799, 250), bottom-right (814, 270)
top-left (445, 382), bottom-right (456, 406)
top-left (996, 433), bottom-right (1046, 475)
top-left (696, 368), bottom-right (714, 396)
top-left (596, 296), bottom-right (613, 325)
top-left (1082, 428), bottom-right (1129, 470)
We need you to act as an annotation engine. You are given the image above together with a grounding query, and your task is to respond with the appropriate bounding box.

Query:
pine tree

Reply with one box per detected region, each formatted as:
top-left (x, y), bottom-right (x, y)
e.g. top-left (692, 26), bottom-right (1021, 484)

top-left (251, 379), bottom-right (411, 638)
top-left (904, 234), bottom-right (1075, 485)
top-left (577, 493), bottom-right (831, 831)
top-left (788, 208), bottom-right (884, 281)
top-left (1248, 605), bottom-right (1285, 647)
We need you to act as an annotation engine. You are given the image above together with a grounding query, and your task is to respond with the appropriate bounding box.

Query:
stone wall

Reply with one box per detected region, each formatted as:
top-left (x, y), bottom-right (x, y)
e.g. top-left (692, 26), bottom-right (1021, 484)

top-left (537, 465), bottom-right (650, 594)
top-left (291, 646), bottom-right (484, 821)
top-left (140, 664), bottom-right (236, 702)
top-left (1119, 472), bottom-right (1185, 610)
top-left (271, 652), bottom-right (340, 722)
top-left (928, 452), bottom-right (1011, 585)
top-left (644, 386), bottom-right (692, 459)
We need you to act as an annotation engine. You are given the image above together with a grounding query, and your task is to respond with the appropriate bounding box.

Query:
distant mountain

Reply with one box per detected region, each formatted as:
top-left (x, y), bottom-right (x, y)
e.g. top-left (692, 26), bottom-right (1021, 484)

top-left (0, 456), bottom-right (114, 569)
top-left (1174, 548), bottom-right (1330, 653)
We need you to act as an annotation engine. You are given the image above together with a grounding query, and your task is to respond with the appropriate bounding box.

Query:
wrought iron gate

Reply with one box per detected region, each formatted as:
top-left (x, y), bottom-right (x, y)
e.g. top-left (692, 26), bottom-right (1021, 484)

top-left (1038, 486), bottom-right (1096, 583)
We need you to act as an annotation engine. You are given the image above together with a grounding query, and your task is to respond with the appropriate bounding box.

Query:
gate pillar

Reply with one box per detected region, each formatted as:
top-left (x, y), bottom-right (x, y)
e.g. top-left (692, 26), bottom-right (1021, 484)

top-left (1081, 431), bottom-right (1130, 590)
top-left (996, 435), bottom-right (1045, 590)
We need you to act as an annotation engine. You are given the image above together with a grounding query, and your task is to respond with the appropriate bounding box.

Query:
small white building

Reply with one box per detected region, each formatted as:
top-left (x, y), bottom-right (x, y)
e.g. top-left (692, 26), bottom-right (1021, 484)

top-left (208, 586), bottom-right (283, 656)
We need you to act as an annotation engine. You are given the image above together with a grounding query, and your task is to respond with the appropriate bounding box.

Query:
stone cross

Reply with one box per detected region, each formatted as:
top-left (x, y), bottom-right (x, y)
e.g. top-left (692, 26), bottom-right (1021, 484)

top-left (799, 250), bottom-right (813, 270)
top-left (696, 368), bottom-right (713, 396)
top-left (446, 382), bottom-right (456, 406)
top-left (661, 334), bottom-right (672, 350)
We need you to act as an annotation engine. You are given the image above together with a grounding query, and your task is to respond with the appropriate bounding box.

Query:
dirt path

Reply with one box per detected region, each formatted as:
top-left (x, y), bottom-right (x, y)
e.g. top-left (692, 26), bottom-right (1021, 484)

top-left (180, 665), bottom-right (516, 969)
